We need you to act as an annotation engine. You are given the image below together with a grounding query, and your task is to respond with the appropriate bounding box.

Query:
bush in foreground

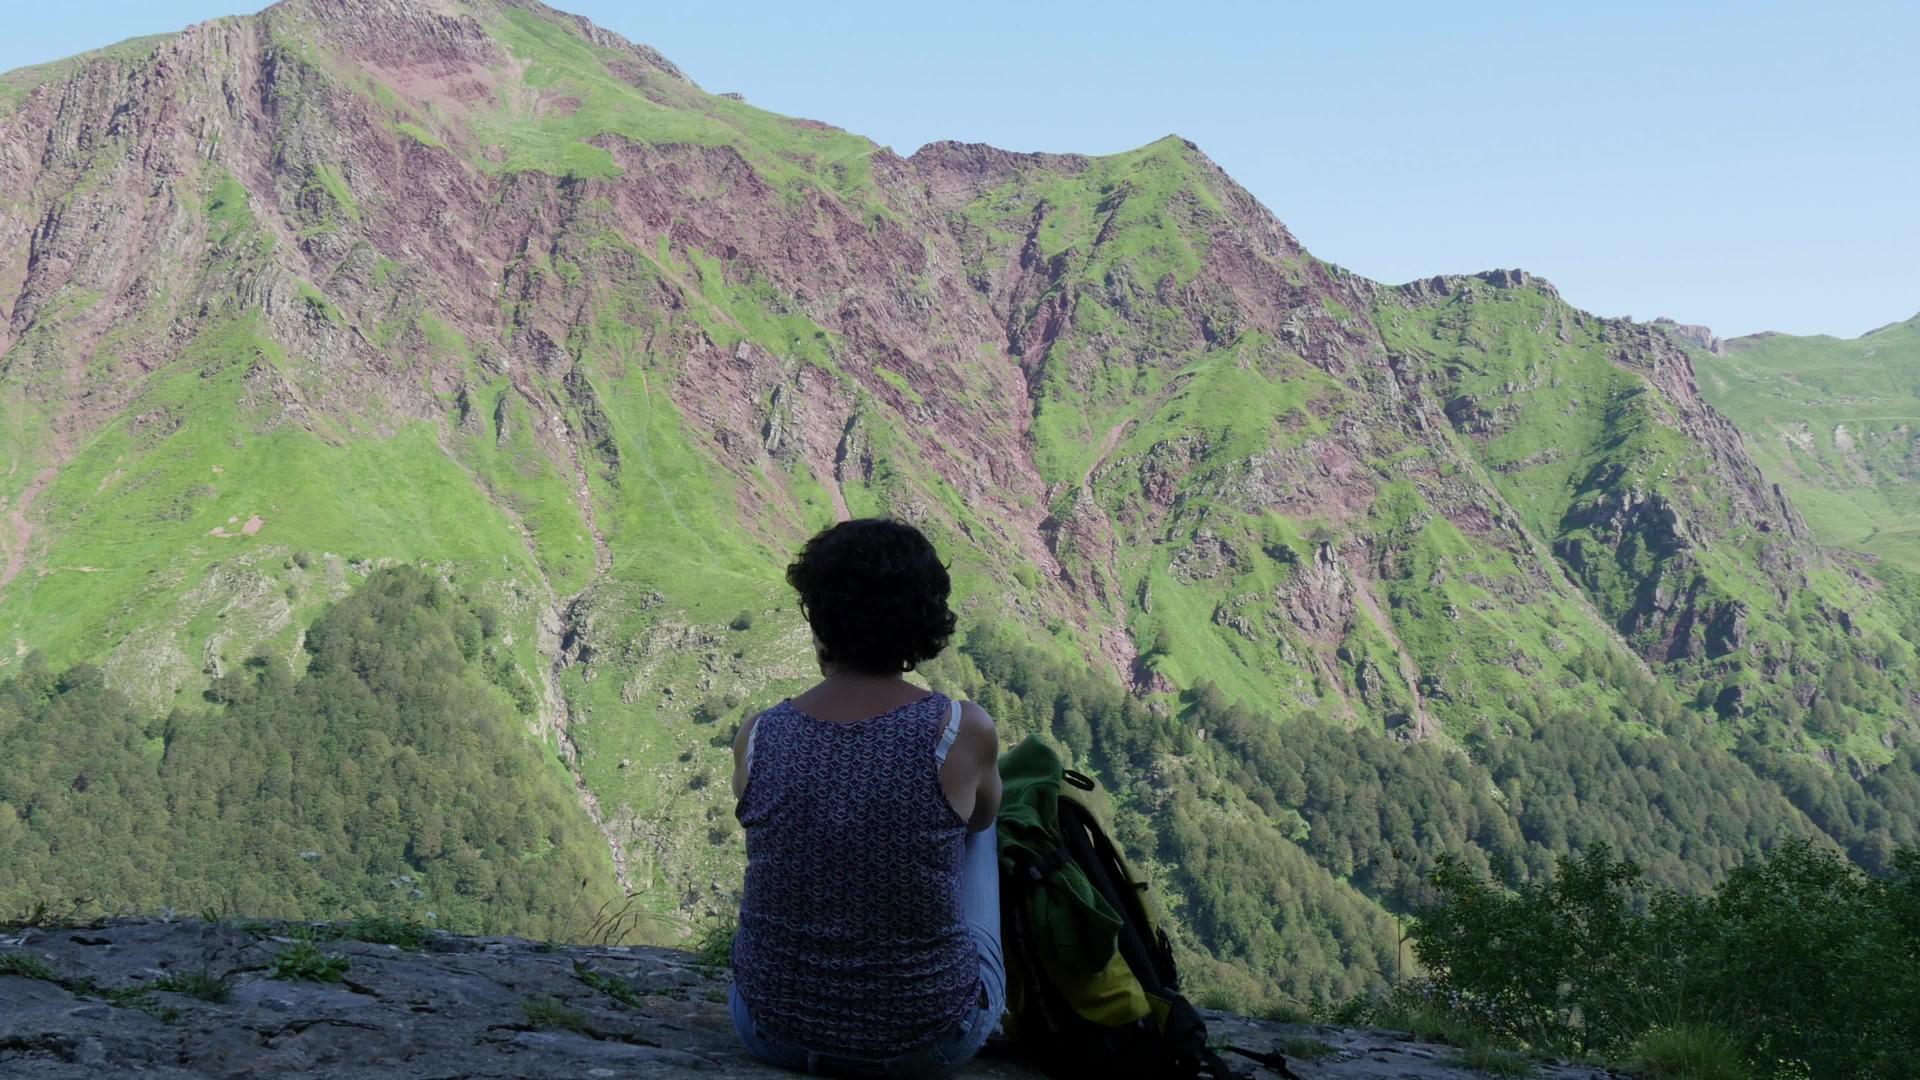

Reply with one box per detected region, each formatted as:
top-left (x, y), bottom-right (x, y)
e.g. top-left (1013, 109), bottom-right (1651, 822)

top-left (1410, 840), bottom-right (1920, 1078)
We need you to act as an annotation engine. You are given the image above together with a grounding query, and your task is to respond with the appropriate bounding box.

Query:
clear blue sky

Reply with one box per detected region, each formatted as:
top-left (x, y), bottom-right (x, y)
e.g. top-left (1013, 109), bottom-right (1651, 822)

top-left (6, 1), bottom-right (1916, 338)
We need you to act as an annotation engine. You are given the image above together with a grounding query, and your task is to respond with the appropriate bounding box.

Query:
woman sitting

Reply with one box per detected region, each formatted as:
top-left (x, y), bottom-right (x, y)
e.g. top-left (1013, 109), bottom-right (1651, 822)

top-left (730, 518), bottom-right (1005, 1078)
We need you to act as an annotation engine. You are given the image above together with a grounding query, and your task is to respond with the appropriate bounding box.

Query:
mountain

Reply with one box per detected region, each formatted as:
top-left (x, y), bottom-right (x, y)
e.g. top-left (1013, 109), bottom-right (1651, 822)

top-left (1692, 315), bottom-right (1920, 569)
top-left (2, 0), bottom-right (1916, 1006)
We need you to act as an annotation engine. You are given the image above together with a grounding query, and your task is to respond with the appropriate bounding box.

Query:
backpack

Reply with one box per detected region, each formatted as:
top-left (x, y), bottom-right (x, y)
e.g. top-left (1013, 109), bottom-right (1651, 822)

top-left (994, 736), bottom-right (1300, 1080)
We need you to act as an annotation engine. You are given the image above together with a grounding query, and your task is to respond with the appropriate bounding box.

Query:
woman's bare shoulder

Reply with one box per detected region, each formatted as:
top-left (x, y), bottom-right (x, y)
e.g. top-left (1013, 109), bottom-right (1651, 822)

top-left (953, 699), bottom-right (998, 756)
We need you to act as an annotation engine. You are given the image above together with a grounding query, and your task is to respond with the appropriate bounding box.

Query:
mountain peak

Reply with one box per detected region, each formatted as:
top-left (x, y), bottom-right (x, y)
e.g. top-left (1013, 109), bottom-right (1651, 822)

top-left (251, 0), bottom-right (692, 85)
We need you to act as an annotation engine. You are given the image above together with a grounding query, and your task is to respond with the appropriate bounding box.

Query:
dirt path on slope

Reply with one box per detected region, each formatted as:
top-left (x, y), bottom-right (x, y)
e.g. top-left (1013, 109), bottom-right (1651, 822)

top-left (0, 466), bottom-right (58, 592)
top-left (1084, 419), bottom-right (1132, 493)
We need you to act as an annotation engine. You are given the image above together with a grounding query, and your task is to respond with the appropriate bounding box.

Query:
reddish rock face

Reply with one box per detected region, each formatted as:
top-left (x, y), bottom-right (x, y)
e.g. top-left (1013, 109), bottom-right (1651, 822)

top-left (0, 0), bottom-right (1901, 866)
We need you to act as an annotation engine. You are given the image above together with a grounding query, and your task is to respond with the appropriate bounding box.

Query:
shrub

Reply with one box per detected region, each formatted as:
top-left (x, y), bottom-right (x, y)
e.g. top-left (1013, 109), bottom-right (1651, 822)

top-left (1331, 981), bottom-right (1508, 1051)
top-left (1412, 841), bottom-right (1920, 1077)
top-left (1413, 845), bottom-right (1648, 1053)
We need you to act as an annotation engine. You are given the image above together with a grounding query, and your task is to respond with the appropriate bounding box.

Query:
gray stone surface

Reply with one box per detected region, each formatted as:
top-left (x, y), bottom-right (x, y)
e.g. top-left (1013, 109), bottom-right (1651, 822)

top-left (0, 920), bottom-right (1619, 1078)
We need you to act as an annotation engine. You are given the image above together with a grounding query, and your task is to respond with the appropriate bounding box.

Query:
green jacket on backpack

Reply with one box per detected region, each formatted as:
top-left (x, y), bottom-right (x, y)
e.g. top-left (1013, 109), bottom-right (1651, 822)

top-left (994, 734), bottom-right (1301, 1080)
top-left (996, 736), bottom-right (1151, 1027)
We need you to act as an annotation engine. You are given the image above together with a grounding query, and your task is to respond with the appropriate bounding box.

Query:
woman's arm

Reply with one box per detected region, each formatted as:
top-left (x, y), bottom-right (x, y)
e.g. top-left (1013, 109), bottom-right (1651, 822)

top-left (960, 701), bottom-right (1002, 833)
top-left (731, 713), bottom-right (759, 801)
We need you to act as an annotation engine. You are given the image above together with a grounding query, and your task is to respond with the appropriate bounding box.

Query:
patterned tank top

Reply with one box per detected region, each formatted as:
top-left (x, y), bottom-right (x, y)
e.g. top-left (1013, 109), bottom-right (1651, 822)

top-left (732, 692), bottom-right (977, 1055)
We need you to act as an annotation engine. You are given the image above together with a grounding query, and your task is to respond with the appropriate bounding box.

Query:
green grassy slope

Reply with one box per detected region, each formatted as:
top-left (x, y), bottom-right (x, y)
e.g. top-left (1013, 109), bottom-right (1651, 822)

top-left (1388, 281), bottom-right (1916, 765)
top-left (1697, 316), bottom-right (1920, 568)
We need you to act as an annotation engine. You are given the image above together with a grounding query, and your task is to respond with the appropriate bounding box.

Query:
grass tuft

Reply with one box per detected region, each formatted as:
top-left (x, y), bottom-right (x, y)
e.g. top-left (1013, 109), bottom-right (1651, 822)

top-left (1628, 1024), bottom-right (1752, 1080)
top-left (153, 967), bottom-right (235, 1003)
top-left (0, 951), bottom-right (57, 981)
top-left (1446, 1043), bottom-right (1535, 1077)
top-left (573, 961), bottom-right (645, 1008)
top-left (691, 914), bottom-right (735, 969)
top-left (3, 899), bottom-right (96, 931)
top-left (267, 941), bottom-right (350, 983)
top-left (521, 994), bottom-right (589, 1032)
top-left (1274, 1035), bottom-right (1339, 1062)
top-left (105, 984), bottom-right (184, 1024)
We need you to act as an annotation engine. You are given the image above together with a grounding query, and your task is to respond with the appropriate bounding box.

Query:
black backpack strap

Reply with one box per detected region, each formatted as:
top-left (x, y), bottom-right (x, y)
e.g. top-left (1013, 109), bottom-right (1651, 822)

top-left (1076, 801), bottom-right (1179, 987)
top-left (1006, 844), bottom-right (1074, 895)
top-left (1056, 800), bottom-right (1166, 995)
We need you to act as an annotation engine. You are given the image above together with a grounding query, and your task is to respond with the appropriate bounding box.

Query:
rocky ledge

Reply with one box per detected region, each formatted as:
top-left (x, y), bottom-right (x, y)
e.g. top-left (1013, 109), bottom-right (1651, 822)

top-left (1, 920), bottom-right (1615, 1079)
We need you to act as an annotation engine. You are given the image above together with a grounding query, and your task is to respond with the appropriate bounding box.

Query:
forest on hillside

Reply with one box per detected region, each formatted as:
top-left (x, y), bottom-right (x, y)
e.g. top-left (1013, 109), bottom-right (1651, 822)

top-left (923, 624), bottom-right (1920, 1005)
top-left (0, 568), bottom-right (622, 937)
top-left (5, 568), bottom-right (1920, 1007)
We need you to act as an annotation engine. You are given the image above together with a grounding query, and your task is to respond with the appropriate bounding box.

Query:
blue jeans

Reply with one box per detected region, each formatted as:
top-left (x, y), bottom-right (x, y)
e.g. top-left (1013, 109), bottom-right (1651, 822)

top-left (730, 824), bottom-right (1007, 1078)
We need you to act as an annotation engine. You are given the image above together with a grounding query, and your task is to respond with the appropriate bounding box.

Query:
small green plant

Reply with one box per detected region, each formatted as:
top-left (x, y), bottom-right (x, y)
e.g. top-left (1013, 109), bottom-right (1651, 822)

top-left (1274, 1035), bottom-right (1338, 1063)
top-left (0, 951), bottom-right (56, 981)
top-left (3, 898), bottom-right (94, 930)
top-left (573, 961), bottom-right (644, 1008)
top-left (1629, 1025), bottom-right (1752, 1080)
top-left (694, 694), bottom-right (731, 725)
top-left (692, 914), bottom-right (736, 969)
top-left (196, 898), bottom-right (236, 925)
top-left (729, 609), bottom-right (755, 631)
top-left (268, 941), bottom-right (350, 983)
top-left (153, 967), bottom-right (234, 1004)
top-left (1446, 1044), bottom-right (1534, 1078)
top-left (105, 984), bottom-right (183, 1024)
top-left (521, 995), bottom-right (588, 1032)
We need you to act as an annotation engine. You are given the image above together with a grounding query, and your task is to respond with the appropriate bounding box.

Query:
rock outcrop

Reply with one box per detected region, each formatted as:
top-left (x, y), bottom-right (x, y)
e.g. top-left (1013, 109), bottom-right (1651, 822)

top-left (1650, 317), bottom-right (1725, 355)
top-left (0, 920), bottom-right (1615, 1080)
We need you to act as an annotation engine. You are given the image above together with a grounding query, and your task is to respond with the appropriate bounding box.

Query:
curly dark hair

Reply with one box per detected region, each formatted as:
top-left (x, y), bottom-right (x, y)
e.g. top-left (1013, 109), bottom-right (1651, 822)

top-left (785, 518), bottom-right (956, 674)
